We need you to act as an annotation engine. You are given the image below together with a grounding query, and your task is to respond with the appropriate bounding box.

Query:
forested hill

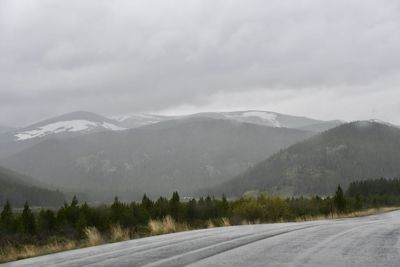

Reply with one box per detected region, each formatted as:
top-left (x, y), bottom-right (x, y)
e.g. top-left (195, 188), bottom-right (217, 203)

top-left (0, 166), bottom-right (65, 207)
top-left (210, 121), bottom-right (400, 197)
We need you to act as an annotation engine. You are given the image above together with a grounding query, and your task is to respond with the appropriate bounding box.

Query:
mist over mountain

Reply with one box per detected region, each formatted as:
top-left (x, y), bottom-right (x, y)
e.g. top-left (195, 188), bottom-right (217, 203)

top-left (1, 117), bottom-right (313, 200)
top-left (209, 121), bottom-right (400, 197)
top-left (117, 110), bottom-right (341, 131)
top-left (0, 126), bottom-right (13, 134)
top-left (0, 110), bottom-right (340, 159)
top-left (298, 120), bottom-right (344, 133)
top-left (116, 114), bottom-right (172, 128)
top-left (0, 166), bottom-right (65, 207)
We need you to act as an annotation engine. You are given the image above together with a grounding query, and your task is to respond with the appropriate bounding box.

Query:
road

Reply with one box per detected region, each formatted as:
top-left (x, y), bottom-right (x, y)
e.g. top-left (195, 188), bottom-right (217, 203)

top-left (4, 210), bottom-right (400, 267)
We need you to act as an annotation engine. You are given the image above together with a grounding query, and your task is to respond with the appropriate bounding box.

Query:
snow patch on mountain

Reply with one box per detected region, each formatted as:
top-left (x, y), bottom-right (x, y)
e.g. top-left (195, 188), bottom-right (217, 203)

top-left (15, 120), bottom-right (125, 141)
top-left (241, 111), bottom-right (281, 127)
top-left (223, 111), bottom-right (281, 127)
top-left (114, 116), bottom-right (130, 122)
top-left (101, 122), bottom-right (126, 131)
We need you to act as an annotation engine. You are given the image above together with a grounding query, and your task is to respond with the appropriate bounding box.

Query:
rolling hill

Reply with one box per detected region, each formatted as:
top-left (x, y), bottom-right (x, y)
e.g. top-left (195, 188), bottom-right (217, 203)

top-left (209, 121), bottom-right (400, 197)
top-left (0, 166), bottom-right (65, 207)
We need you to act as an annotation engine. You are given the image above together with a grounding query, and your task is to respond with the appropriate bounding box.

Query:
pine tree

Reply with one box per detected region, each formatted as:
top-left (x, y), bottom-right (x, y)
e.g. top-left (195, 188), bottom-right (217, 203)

top-left (334, 184), bottom-right (346, 213)
top-left (221, 194), bottom-right (229, 217)
top-left (66, 196), bottom-right (80, 228)
top-left (354, 193), bottom-right (362, 210)
top-left (0, 200), bottom-right (14, 234)
top-left (20, 201), bottom-right (36, 235)
top-left (141, 194), bottom-right (154, 218)
top-left (38, 209), bottom-right (56, 232)
top-left (185, 199), bottom-right (197, 221)
top-left (169, 192), bottom-right (183, 220)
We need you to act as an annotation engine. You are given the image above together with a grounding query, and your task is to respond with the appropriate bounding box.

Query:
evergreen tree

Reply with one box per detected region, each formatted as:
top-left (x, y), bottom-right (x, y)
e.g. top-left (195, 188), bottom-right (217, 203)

top-left (169, 192), bottom-right (183, 220)
top-left (354, 193), bottom-right (362, 210)
top-left (38, 209), bottom-right (56, 232)
top-left (154, 197), bottom-right (169, 219)
top-left (141, 194), bottom-right (154, 218)
top-left (76, 212), bottom-right (88, 237)
top-left (111, 197), bottom-right (123, 223)
top-left (185, 199), bottom-right (197, 221)
top-left (64, 196), bottom-right (80, 228)
top-left (221, 194), bottom-right (230, 217)
top-left (334, 184), bottom-right (346, 213)
top-left (20, 201), bottom-right (36, 235)
top-left (0, 200), bottom-right (14, 234)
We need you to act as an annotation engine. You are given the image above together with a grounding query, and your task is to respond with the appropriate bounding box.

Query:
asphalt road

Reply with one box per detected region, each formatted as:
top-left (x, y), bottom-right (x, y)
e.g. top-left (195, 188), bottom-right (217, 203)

top-left (4, 210), bottom-right (400, 267)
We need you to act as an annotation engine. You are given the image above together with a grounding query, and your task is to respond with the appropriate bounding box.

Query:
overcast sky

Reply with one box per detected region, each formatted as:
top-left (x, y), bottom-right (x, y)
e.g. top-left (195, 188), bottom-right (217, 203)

top-left (1, 0), bottom-right (400, 126)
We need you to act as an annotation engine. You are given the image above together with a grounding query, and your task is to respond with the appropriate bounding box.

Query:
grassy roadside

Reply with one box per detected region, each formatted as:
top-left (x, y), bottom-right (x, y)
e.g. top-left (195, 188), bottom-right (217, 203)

top-left (2, 207), bottom-right (399, 263)
top-left (293, 207), bottom-right (400, 222)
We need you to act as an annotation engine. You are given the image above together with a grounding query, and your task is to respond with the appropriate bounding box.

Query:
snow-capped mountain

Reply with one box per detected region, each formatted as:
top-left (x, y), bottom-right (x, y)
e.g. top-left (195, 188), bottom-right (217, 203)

top-left (0, 111), bottom-right (126, 159)
top-left (14, 111), bottom-right (125, 141)
top-left (187, 111), bottom-right (321, 128)
top-left (117, 110), bottom-right (343, 131)
top-left (115, 114), bottom-right (172, 128)
top-left (5, 110), bottom-right (343, 144)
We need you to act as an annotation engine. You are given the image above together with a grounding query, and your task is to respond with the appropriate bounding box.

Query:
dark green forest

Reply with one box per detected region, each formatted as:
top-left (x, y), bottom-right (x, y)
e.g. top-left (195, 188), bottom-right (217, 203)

top-left (2, 178), bottom-right (400, 260)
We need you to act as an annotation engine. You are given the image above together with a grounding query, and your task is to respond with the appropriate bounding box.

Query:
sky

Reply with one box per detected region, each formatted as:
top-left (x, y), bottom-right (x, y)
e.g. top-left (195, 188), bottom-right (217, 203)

top-left (1, 0), bottom-right (400, 126)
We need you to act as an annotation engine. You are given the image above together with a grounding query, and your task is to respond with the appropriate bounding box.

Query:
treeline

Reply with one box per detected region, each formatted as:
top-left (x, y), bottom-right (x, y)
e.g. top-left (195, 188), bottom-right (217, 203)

top-left (0, 192), bottom-right (232, 243)
top-left (1, 179), bottom-right (400, 249)
top-left (346, 178), bottom-right (400, 206)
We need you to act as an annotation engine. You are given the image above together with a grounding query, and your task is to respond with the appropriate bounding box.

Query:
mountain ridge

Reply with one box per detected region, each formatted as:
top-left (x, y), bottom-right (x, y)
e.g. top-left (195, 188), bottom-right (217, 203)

top-left (207, 121), bottom-right (400, 197)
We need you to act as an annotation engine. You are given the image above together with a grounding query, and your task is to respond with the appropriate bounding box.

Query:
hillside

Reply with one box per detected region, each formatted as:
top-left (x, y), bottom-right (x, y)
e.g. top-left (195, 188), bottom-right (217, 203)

top-left (1, 118), bottom-right (313, 200)
top-left (0, 166), bottom-right (65, 207)
top-left (210, 121), bottom-right (400, 197)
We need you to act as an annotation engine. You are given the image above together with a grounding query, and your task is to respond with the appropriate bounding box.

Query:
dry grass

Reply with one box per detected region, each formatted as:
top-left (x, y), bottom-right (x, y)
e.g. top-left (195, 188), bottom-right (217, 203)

top-left (208, 218), bottom-right (231, 228)
top-left (1, 227), bottom-right (104, 263)
top-left (148, 216), bottom-right (189, 235)
top-left (221, 217), bottom-right (231, 227)
top-left (84, 227), bottom-right (103, 246)
top-left (240, 219), bottom-right (261, 225)
top-left (207, 219), bottom-right (215, 228)
top-left (110, 224), bottom-right (130, 242)
top-left (0, 240), bottom-right (78, 263)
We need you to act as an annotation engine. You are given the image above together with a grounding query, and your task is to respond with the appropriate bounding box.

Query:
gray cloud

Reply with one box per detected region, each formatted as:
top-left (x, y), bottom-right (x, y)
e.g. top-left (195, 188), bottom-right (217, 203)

top-left (1, 0), bottom-right (400, 126)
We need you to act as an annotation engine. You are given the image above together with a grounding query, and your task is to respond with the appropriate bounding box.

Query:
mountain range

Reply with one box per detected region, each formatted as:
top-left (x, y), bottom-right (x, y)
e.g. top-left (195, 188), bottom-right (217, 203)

top-left (0, 110), bottom-right (340, 159)
top-left (1, 118), bottom-right (314, 200)
top-left (3, 109), bottom-right (399, 203)
top-left (116, 111), bottom-right (343, 132)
